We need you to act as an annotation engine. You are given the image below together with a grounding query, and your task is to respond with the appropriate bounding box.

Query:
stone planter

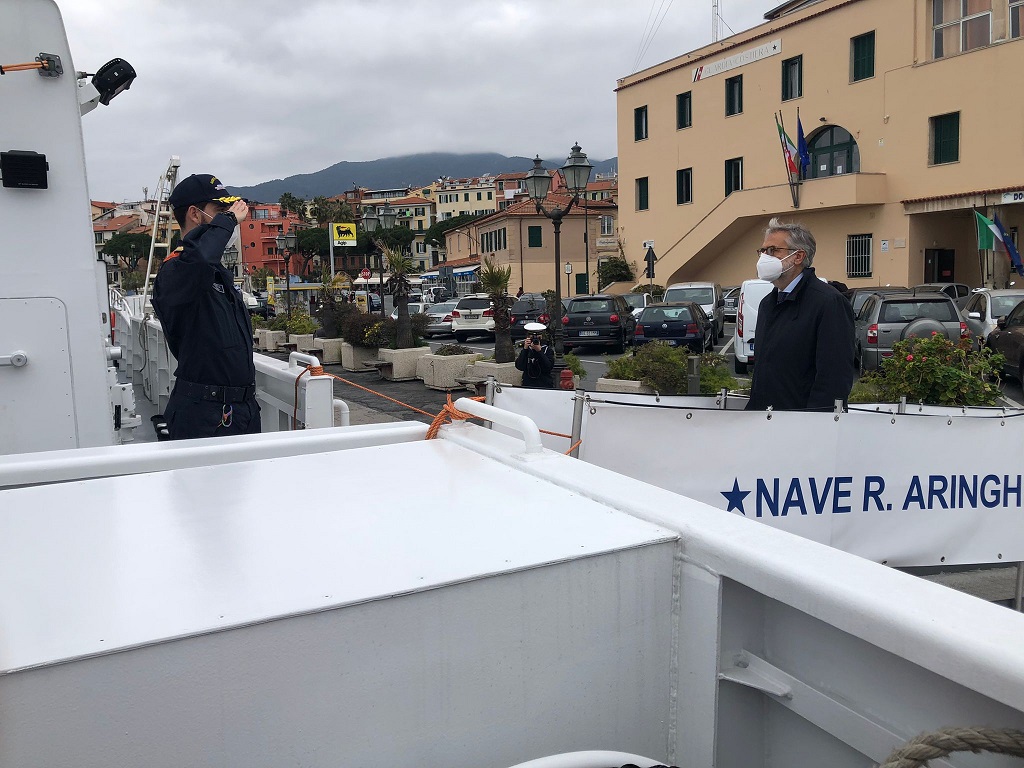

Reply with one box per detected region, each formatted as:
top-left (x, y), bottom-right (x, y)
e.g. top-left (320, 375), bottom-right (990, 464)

top-left (291, 333), bottom-right (315, 353)
top-left (262, 330), bottom-right (286, 352)
top-left (378, 346), bottom-right (431, 381)
top-left (463, 360), bottom-right (522, 388)
top-left (313, 337), bottom-right (344, 365)
top-left (341, 341), bottom-right (378, 372)
top-left (595, 377), bottom-right (656, 394)
top-left (416, 353), bottom-right (482, 390)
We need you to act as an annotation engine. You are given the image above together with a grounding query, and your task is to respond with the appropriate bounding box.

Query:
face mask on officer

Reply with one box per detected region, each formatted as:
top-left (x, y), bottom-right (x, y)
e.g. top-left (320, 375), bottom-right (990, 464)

top-left (756, 248), bottom-right (798, 282)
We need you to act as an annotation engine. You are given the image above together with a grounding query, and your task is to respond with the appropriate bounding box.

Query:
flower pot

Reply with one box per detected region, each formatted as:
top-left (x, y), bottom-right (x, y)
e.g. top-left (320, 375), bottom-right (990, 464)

top-left (378, 347), bottom-right (432, 381)
top-left (341, 341), bottom-right (378, 372)
top-left (595, 377), bottom-right (656, 394)
top-left (417, 353), bottom-right (482, 390)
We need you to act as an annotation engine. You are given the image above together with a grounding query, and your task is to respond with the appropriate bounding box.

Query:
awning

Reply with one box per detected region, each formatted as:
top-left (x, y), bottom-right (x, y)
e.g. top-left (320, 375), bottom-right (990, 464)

top-left (453, 265), bottom-right (480, 276)
top-left (420, 271), bottom-right (440, 279)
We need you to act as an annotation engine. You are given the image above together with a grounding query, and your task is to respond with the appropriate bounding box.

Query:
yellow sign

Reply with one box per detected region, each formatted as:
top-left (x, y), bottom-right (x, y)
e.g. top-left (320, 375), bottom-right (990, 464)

top-left (332, 222), bottom-right (357, 247)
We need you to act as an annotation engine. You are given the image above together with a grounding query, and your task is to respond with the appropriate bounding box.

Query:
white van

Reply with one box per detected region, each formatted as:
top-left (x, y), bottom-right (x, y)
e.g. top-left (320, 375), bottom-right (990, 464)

top-left (732, 278), bottom-right (773, 374)
top-left (663, 282), bottom-right (725, 338)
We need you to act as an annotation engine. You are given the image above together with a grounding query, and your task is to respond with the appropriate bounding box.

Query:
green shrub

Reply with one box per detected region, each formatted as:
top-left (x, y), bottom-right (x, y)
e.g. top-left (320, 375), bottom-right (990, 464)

top-left (340, 311), bottom-right (380, 347)
top-left (267, 313), bottom-right (289, 332)
top-left (285, 311), bottom-right (317, 336)
top-left (363, 319), bottom-right (395, 348)
top-left (251, 315), bottom-right (269, 330)
top-left (863, 334), bottom-right (1003, 406)
top-left (563, 353), bottom-right (587, 379)
top-left (313, 295), bottom-right (356, 338)
top-left (605, 343), bottom-right (735, 395)
top-left (435, 344), bottom-right (474, 356)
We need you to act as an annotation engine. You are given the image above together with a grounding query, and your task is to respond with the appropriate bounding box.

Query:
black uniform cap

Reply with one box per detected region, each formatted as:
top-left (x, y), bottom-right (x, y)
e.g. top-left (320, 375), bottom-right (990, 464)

top-left (169, 174), bottom-right (241, 208)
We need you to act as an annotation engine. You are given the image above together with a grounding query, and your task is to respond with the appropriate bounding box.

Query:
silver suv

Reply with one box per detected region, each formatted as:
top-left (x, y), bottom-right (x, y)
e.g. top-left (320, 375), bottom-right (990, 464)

top-left (854, 293), bottom-right (968, 372)
top-left (450, 293), bottom-right (494, 342)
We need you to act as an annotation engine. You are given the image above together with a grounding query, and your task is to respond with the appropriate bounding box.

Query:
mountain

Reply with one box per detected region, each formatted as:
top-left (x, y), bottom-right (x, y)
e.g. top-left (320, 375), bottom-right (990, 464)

top-left (227, 152), bottom-right (618, 202)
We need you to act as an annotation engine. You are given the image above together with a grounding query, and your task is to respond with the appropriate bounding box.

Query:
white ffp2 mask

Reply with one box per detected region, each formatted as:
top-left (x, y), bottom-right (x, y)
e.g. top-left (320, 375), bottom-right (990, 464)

top-left (756, 250), bottom-right (795, 282)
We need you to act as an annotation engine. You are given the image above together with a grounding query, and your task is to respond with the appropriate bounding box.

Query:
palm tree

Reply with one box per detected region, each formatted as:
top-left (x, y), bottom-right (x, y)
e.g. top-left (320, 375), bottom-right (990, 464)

top-left (380, 241), bottom-right (415, 349)
top-left (480, 255), bottom-right (515, 363)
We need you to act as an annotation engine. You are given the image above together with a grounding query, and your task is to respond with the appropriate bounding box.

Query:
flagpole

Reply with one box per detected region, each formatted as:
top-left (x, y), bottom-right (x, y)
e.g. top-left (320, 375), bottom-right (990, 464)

top-left (774, 112), bottom-right (799, 208)
top-left (779, 110), bottom-right (800, 208)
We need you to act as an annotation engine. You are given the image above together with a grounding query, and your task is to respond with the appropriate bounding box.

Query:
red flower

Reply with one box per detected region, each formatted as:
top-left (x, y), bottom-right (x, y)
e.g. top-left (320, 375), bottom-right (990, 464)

top-left (906, 354), bottom-right (914, 361)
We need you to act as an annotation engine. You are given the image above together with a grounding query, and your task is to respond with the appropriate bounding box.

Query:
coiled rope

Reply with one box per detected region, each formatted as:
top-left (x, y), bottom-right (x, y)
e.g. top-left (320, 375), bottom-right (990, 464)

top-left (879, 726), bottom-right (1024, 768)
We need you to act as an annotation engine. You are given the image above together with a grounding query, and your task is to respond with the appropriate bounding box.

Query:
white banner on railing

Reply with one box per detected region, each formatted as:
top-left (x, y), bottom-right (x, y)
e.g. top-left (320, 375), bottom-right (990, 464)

top-left (577, 403), bottom-right (1024, 567)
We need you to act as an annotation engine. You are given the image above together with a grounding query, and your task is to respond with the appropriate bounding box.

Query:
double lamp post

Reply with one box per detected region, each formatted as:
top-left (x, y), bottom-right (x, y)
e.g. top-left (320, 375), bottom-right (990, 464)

top-left (523, 142), bottom-right (593, 384)
top-left (360, 202), bottom-right (397, 316)
top-left (275, 230), bottom-right (298, 322)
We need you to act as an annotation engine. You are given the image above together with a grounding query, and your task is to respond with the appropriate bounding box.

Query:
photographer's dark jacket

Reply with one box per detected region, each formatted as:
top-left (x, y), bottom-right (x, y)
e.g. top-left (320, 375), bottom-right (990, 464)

top-left (746, 266), bottom-right (855, 412)
top-left (515, 344), bottom-right (555, 388)
top-left (152, 214), bottom-right (256, 388)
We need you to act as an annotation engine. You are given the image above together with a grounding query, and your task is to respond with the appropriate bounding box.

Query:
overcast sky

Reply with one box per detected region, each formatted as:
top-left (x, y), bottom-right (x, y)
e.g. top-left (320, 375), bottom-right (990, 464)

top-left (64, 0), bottom-right (767, 201)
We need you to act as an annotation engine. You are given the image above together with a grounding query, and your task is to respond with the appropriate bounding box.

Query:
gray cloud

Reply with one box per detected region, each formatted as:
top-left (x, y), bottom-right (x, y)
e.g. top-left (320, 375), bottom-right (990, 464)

top-left (64, 0), bottom-right (766, 200)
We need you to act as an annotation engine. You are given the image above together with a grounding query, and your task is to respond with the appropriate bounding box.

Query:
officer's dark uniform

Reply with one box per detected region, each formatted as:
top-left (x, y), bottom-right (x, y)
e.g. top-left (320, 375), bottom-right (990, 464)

top-left (152, 175), bottom-right (260, 439)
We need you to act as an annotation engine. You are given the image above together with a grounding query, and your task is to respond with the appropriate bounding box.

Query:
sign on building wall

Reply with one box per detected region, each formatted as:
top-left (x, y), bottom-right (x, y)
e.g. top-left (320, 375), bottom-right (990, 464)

top-left (692, 38), bottom-right (782, 82)
top-left (1002, 191), bottom-right (1024, 204)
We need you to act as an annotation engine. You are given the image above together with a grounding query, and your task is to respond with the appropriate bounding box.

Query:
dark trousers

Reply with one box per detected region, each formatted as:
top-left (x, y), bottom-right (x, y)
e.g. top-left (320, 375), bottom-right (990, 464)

top-left (165, 391), bottom-right (261, 440)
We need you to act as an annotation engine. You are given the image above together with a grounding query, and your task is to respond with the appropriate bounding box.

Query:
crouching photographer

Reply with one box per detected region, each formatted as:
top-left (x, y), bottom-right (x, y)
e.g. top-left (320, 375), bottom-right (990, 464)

top-left (515, 322), bottom-right (555, 388)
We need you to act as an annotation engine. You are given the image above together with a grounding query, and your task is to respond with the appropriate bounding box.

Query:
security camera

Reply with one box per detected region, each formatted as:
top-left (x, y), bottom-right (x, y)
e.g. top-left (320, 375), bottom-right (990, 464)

top-left (78, 58), bottom-right (136, 115)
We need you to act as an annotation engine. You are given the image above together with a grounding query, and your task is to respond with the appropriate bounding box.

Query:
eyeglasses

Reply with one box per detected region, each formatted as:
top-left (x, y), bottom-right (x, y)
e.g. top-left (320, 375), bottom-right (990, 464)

top-left (757, 246), bottom-right (799, 257)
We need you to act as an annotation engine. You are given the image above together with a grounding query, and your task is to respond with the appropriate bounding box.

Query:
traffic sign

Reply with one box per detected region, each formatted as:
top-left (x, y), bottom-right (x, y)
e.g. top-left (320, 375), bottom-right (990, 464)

top-left (644, 246), bottom-right (657, 279)
top-left (333, 222), bottom-right (357, 247)
top-left (360, 268), bottom-right (371, 279)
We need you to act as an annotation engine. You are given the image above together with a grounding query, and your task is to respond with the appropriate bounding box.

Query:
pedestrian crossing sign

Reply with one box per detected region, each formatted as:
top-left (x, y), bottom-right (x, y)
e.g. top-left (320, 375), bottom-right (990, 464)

top-left (332, 222), bottom-right (357, 247)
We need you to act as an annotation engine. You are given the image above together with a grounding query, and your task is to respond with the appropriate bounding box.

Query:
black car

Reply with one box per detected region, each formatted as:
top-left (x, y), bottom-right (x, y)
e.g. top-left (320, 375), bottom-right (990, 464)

top-left (510, 293), bottom-right (551, 341)
top-left (634, 302), bottom-right (715, 352)
top-left (986, 300), bottom-right (1024, 381)
top-left (562, 294), bottom-right (637, 353)
top-left (846, 286), bottom-right (909, 317)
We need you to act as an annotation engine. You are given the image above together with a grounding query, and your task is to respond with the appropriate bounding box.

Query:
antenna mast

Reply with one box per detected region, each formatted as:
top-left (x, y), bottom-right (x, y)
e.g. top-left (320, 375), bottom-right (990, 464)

top-left (712, 0), bottom-right (720, 41)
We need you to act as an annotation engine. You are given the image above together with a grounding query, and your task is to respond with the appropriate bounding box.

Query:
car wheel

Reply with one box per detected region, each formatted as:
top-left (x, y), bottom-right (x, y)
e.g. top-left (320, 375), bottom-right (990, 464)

top-left (734, 358), bottom-right (748, 375)
top-left (455, 333), bottom-right (468, 343)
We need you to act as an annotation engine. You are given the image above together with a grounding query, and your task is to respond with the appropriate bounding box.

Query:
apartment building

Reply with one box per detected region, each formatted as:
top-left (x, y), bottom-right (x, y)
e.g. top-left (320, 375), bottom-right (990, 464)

top-left (616, 0), bottom-right (1024, 290)
top-left (443, 194), bottom-right (618, 295)
top-left (240, 203), bottom-right (305, 277)
top-left (431, 176), bottom-right (498, 220)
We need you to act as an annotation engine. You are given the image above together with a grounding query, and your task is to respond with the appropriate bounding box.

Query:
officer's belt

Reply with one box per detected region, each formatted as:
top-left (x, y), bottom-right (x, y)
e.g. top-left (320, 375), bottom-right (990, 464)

top-left (174, 379), bottom-right (255, 403)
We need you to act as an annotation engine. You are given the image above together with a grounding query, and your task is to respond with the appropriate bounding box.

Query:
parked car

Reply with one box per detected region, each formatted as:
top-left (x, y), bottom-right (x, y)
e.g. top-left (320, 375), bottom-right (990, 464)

top-left (846, 286), bottom-right (909, 317)
top-left (854, 292), bottom-right (969, 372)
top-left (245, 292), bottom-right (273, 319)
top-left (634, 302), bottom-right (715, 352)
top-left (961, 289), bottom-right (1024, 349)
top-left (424, 285), bottom-right (451, 304)
top-left (450, 294), bottom-right (494, 342)
top-left (723, 286), bottom-right (740, 322)
top-left (389, 302), bottom-right (430, 321)
top-left (424, 301), bottom-right (458, 338)
top-left (622, 292), bottom-right (654, 320)
top-left (663, 282), bottom-right (726, 338)
top-left (510, 293), bottom-right (551, 341)
top-left (732, 279), bottom-right (773, 374)
top-left (912, 282), bottom-right (973, 309)
top-left (561, 294), bottom-right (637, 353)
top-left (986, 300), bottom-right (1024, 381)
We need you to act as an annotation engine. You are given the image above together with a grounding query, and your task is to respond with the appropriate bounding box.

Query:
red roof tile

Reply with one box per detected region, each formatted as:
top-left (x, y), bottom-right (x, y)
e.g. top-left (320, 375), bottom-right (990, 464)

top-left (902, 184), bottom-right (1024, 204)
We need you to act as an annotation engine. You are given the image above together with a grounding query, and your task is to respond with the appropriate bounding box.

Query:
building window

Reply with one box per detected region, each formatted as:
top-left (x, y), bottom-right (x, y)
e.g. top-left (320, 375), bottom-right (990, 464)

top-left (463, 193), bottom-right (469, 202)
top-left (676, 91), bottom-right (692, 129)
top-left (725, 158), bottom-right (743, 196)
top-left (851, 31), bottom-right (875, 81)
top-left (807, 125), bottom-right (860, 177)
top-left (781, 55), bottom-right (802, 100)
top-left (930, 112), bottom-right (960, 164)
top-left (634, 105), bottom-right (648, 141)
top-left (476, 192), bottom-right (482, 200)
top-left (1013, 0), bottom-right (1024, 37)
top-left (676, 168), bottom-right (693, 205)
top-left (414, 207), bottom-right (425, 216)
top-left (487, 191), bottom-right (493, 200)
top-left (846, 234), bottom-right (873, 278)
top-left (725, 75), bottom-right (743, 116)
top-left (600, 215), bottom-right (614, 236)
top-left (528, 226), bottom-right (543, 247)
top-left (94, 231), bottom-right (104, 244)
top-left (932, 0), bottom-right (991, 59)
top-left (253, 208), bottom-right (270, 220)
top-left (636, 177), bottom-right (649, 210)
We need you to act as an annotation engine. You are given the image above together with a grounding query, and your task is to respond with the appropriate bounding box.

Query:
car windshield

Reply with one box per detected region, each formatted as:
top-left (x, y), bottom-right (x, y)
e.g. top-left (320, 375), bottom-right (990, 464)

top-left (431, 302), bottom-right (457, 314)
top-left (512, 298), bottom-right (545, 313)
top-left (622, 295), bottom-right (646, 309)
top-left (992, 295), bottom-right (1024, 317)
top-left (569, 299), bottom-right (613, 313)
top-left (458, 298), bottom-right (491, 310)
top-left (880, 300), bottom-right (958, 323)
top-left (642, 306), bottom-right (692, 322)
top-left (664, 287), bottom-right (714, 304)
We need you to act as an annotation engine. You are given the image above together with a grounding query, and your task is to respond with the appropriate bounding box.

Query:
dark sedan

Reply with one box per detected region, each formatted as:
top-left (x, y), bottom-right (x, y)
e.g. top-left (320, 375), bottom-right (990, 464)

top-left (986, 300), bottom-right (1024, 381)
top-left (634, 302), bottom-right (715, 352)
top-left (562, 294), bottom-right (637, 353)
top-left (510, 293), bottom-right (550, 341)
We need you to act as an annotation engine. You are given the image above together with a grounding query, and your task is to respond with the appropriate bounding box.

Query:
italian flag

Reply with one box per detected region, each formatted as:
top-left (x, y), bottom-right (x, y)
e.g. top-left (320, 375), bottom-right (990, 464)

top-left (775, 116), bottom-right (799, 175)
top-left (976, 211), bottom-right (1024, 276)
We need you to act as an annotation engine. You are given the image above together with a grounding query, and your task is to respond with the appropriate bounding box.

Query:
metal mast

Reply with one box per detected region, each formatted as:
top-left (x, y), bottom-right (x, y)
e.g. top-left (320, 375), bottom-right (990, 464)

top-left (712, 0), bottom-right (720, 41)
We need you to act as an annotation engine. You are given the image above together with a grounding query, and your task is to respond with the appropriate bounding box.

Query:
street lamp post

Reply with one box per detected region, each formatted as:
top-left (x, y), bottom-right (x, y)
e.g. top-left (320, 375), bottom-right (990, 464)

top-left (275, 230), bottom-right (298, 337)
top-left (360, 202), bottom-right (397, 317)
top-left (223, 244), bottom-right (239, 281)
top-left (523, 143), bottom-right (593, 387)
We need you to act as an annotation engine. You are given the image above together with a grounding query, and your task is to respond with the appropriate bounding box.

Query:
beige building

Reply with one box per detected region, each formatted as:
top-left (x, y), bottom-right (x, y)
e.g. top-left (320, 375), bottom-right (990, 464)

top-left (431, 176), bottom-right (499, 221)
top-left (444, 195), bottom-right (618, 295)
top-left (616, 0), bottom-right (1024, 290)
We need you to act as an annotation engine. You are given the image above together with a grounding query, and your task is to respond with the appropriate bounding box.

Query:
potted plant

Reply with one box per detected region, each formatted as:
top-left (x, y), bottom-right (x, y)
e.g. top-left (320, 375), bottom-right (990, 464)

top-left (416, 343), bottom-right (483, 390)
top-left (339, 310), bottom-right (380, 371)
top-left (598, 342), bottom-right (737, 395)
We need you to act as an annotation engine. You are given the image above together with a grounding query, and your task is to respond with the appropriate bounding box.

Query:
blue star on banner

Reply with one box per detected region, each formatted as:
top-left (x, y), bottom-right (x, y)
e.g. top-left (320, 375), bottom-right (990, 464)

top-left (721, 479), bottom-right (750, 515)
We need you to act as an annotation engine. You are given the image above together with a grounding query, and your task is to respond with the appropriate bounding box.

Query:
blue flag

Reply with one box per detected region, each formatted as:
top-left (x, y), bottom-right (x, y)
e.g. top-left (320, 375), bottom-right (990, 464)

top-left (994, 213), bottom-right (1024, 276)
top-left (796, 115), bottom-right (810, 177)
